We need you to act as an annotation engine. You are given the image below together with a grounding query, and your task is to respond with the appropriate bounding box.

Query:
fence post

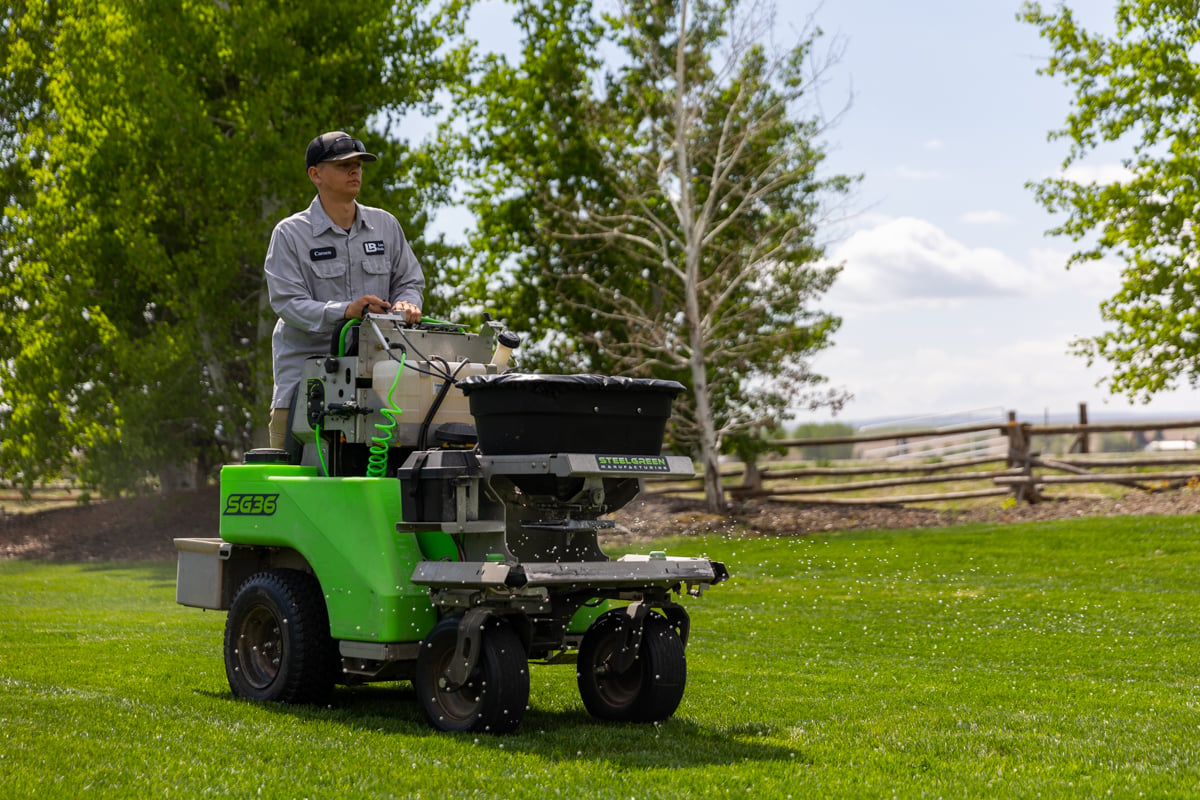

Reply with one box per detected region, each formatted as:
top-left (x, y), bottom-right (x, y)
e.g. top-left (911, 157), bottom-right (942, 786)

top-left (1071, 402), bottom-right (1090, 454)
top-left (1005, 411), bottom-right (1018, 469)
top-left (1006, 412), bottom-right (1039, 504)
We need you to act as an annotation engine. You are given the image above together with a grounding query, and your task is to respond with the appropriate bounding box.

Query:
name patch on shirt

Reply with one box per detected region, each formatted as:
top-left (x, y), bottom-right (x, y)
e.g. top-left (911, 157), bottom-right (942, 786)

top-left (310, 247), bottom-right (337, 261)
top-left (363, 241), bottom-right (386, 255)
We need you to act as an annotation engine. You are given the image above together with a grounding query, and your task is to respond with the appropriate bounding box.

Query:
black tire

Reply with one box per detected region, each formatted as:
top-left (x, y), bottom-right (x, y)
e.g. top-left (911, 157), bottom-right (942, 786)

top-left (224, 569), bottom-right (338, 705)
top-left (577, 609), bottom-right (686, 723)
top-left (414, 616), bottom-right (529, 734)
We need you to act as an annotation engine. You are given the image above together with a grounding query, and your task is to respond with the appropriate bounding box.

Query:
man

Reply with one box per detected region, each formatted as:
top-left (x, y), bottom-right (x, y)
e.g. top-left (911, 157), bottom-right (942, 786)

top-left (264, 131), bottom-right (425, 449)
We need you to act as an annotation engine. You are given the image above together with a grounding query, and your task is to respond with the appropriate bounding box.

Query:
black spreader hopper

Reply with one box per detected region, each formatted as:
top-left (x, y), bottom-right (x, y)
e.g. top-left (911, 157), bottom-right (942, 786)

top-left (458, 373), bottom-right (684, 455)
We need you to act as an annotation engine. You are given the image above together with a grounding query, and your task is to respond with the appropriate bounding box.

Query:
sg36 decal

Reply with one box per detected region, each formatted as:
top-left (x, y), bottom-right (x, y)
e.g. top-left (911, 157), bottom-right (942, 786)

top-left (223, 494), bottom-right (279, 516)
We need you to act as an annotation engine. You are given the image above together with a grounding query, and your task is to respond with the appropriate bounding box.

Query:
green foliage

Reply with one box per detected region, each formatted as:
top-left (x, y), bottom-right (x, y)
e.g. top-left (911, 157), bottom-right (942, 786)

top-left (1097, 431), bottom-right (1139, 453)
top-left (0, 0), bottom-right (466, 495)
top-left (1020, 2), bottom-right (1200, 403)
top-left (790, 421), bottom-right (855, 460)
top-left (449, 0), bottom-right (609, 330)
top-left (456, 0), bottom-right (853, 508)
top-left (5, 515), bottom-right (1200, 796)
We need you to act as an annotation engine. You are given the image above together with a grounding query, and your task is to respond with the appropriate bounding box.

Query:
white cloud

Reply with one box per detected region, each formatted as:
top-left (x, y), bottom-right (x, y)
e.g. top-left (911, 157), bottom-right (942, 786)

top-left (800, 224), bottom-right (1200, 424)
top-left (823, 218), bottom-right (1128, 310)
top-left (1058, 162), bottom-right (1133, 185)
top-left (923, 139), bottom-right (944, 151)
top-left (825, 217), bottom-right (1032, 307)
top-left (802, 330), bottom-right (1158, 425)
top-left (960, 210), bottom-right (1012, 225)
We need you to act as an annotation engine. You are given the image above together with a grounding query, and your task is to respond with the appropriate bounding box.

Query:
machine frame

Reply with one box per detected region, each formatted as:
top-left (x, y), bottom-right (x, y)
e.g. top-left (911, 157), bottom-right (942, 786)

top-left (175, 314), bottom-right (727, 733)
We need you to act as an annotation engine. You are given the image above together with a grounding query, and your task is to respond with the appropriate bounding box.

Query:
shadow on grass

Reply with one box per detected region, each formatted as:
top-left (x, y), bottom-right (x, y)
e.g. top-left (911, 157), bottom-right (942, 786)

top-left (78, 561), bottom-right (175, 576)
top-left (482, 709), bottom-right (802, 767)
top-left (208, 683), bottom-right (802, 767)
top-left (78, 560), bottom-right (177, 590)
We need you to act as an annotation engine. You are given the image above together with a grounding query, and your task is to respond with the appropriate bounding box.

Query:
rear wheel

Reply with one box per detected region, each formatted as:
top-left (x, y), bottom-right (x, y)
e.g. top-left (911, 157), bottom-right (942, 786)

top-left (577, 609), bottom-right (686, 722)
top-left (414, 616), bottom-right (529, 734)
top-left (224, 569), bottom-right (338, 705)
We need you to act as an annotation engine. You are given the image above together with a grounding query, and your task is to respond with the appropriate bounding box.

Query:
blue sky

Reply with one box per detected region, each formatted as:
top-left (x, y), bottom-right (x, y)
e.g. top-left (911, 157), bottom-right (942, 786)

top-left (783, 0), bottom-right (1200, 425)
top-left (452, 1), bottom-right (1200, 425)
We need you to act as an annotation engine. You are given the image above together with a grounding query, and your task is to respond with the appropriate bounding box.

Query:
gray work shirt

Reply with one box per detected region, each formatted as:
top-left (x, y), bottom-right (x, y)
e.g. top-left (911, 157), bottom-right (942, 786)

top-left (265, 195), bottom-right (425, 408)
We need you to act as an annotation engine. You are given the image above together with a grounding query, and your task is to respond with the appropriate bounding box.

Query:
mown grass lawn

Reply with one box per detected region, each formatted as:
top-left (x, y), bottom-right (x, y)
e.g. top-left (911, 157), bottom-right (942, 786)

top-left (2, 515), bottom-right (1199, 798)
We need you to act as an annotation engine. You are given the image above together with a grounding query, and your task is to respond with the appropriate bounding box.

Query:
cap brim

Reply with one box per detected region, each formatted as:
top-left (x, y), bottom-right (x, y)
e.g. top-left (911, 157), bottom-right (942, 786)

top-left (321, 151), bottom-right (376, 164)
top-left (323, 151), bottom-right (378, 164)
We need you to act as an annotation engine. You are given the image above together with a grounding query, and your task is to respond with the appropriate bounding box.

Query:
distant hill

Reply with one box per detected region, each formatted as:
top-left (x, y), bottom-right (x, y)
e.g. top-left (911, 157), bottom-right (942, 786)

top-left (841, 407), bottom-right (1200, 432)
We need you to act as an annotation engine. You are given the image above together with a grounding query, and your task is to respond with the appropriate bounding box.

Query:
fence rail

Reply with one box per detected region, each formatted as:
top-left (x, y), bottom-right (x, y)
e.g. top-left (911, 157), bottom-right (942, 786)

top-left (648, 412), bottom-right (1200, 507)
top-left (10, 415), bottom-right (1200, 511)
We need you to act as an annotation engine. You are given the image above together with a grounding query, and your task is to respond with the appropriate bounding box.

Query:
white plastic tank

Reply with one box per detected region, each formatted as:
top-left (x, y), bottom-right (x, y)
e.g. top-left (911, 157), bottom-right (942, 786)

top-left (371, 359), bottom-right (488, 430)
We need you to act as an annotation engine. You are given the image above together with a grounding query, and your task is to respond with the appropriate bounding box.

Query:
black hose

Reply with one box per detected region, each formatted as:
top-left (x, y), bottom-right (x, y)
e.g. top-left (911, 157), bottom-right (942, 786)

top-left (417, 357), bottom-right (471, 451)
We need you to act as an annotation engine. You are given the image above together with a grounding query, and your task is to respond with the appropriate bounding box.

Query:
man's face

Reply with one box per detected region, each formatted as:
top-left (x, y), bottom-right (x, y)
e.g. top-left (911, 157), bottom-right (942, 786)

top-left (310, 157), bottom-right (364, 199)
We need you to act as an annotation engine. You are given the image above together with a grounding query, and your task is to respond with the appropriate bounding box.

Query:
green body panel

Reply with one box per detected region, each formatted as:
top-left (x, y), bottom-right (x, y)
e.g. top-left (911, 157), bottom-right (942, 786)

top-left (218, 464), bottom-right (437, 643)
top-left (567, 602), bottom-right (605, 634)
top-left (414, 530), bottom-right (459, 562)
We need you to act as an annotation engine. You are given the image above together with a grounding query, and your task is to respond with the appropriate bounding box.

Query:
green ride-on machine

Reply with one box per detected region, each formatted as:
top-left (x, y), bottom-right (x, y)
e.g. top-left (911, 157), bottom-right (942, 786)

top-left (174, 313), bottom-right (728, 733)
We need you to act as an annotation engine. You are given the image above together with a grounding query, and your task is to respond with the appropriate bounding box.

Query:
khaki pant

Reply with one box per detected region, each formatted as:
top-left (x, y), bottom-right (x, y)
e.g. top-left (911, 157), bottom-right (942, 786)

top-left (269, 407), bottom-right (289, 450)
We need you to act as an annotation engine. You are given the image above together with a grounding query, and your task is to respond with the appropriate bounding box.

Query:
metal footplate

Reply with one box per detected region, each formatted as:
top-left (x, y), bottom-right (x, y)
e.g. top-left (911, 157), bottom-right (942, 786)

top-left (478, 452), bottom-right (696, 478)
top-left (411, 555), bottom-right (728, 593)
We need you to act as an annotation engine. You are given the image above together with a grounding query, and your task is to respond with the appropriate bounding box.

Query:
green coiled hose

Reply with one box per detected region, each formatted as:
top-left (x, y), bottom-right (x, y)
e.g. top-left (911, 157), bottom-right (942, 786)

top-left (366, 351), bottom-right (407, 477)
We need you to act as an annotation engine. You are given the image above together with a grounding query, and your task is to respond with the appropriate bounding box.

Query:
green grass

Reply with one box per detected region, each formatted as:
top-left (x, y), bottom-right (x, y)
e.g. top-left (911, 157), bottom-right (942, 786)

top-left (3, 516), bottom-right (1200, 798)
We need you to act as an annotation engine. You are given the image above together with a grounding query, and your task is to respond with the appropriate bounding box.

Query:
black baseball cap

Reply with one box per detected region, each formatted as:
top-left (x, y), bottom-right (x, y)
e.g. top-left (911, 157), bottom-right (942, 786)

top-left (305, 131), bottom-right (378, 169)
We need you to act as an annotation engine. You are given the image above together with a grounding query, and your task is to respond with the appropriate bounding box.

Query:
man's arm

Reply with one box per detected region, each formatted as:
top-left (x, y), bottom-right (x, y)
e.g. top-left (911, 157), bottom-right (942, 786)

top-left (386, 217), bottom-right (426, 310)
top-left (264, 223), bottom-right (350, 333)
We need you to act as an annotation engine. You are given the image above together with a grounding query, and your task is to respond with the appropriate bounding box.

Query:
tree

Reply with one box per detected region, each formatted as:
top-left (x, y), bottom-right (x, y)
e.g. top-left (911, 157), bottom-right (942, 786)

top-left (1020, 2), bottom-right (1200, 403)
top-left (460, 0), bottom-right (852, 510)
top-left (791, 421), bottom-right (855, 461)
top-left (0, 0), bottom-right (465, 496)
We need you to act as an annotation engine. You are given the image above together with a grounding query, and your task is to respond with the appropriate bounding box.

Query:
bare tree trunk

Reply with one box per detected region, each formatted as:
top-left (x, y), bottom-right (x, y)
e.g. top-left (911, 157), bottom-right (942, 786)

top-left (254, 271), bottom-right (275, 450)
top-left (254, 196), bottom-right (286, 449)
top-left (689, 328), bottom-right (725, 511)
top-left (158, 461), bottom-right (200, 495)
top-left (673, 0), bottom-right (724, 512)
top-left (741, 457), bottom-right (762, 493)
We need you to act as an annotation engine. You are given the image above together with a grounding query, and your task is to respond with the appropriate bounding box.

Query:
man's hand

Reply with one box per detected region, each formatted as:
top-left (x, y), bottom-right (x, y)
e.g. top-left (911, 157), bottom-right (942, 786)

top-left (346, 295), bottom-right (390, 319)
top-left (392, 300), bottom-right (422, 324)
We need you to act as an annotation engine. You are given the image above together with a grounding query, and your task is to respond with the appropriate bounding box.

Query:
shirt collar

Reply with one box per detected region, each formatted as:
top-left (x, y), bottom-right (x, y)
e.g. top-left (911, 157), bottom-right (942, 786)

top-left (307, 195), bottom-right (373, 235)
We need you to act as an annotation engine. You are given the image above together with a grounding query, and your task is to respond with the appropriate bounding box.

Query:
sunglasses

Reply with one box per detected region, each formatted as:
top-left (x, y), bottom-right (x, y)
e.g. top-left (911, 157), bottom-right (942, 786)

top-left (318, 136), bottom-right (366, 162)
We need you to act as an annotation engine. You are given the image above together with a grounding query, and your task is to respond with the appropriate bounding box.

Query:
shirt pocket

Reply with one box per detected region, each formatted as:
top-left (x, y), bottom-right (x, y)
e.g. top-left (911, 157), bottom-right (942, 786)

top-left (361, 258), bottom-right (390, 298)
top-left (309, 259), bottom-right (345, 280)
top-left (308, 259), bottom-right (345, 295)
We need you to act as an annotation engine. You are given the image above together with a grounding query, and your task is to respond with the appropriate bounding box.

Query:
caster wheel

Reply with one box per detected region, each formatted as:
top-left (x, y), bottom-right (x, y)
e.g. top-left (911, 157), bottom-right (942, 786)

top-left (415, 616), bottom-right (529, 733)
top-left (577, 609), bottom-right (686, 722)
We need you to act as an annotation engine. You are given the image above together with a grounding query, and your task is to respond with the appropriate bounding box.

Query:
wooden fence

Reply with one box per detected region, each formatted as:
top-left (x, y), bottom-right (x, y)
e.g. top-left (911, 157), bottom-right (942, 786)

top-left (9, 414), bottom-right (1200, 510)
top-left (648, 414), bottom-right (1200, 506)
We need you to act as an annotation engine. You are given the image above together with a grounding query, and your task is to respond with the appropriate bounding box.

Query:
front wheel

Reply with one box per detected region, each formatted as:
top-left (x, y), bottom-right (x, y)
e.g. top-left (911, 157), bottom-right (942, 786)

top-left (414, 616), bottom-right (530, 734)
top-left (577, 608), bottom-right (686, 722)
top-left (224, 569), bottom-right (338, 705)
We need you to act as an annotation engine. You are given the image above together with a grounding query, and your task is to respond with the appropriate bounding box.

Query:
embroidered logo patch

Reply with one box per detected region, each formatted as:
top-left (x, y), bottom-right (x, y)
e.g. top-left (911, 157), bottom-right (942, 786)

top-left (363, 241), bottom-right (386, 255)
top-left (310, 247), bottom-right (336, 261)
